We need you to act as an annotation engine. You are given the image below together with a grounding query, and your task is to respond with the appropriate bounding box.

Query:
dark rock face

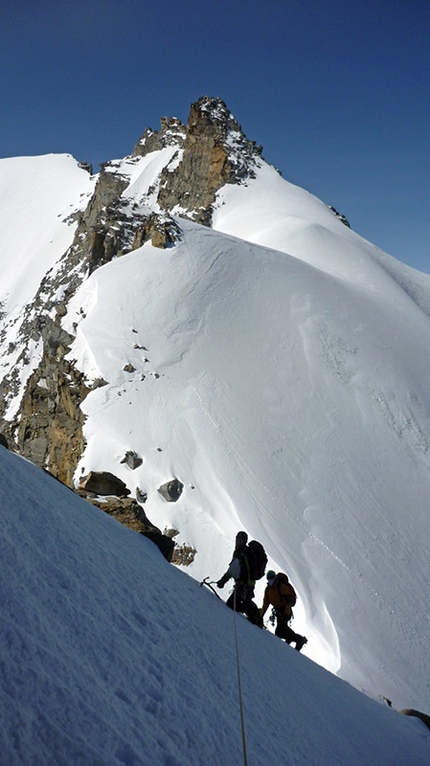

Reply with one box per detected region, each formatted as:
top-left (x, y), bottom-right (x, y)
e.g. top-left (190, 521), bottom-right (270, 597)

top-left (157, 96), bottom-right (263, 225)
top-left (140, 529), bottom-right (175, 562)
top-left (78, 161), bottom-right (93, 175)
top-left (131, 213), bottom-right (183, 250)
top-left (132, 116), bottom-right (186, 157)
top-left (78, 165), bottom-right (135, 274)
top-left (79, 471), bottom-right (131, 497)
top-left (13, 353), bottom-right (89, 487)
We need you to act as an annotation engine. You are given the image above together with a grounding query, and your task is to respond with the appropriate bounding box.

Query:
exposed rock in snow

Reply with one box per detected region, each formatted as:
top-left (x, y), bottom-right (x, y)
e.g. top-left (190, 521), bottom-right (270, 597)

top-left (79, 470), bottom-right (130, 497)
top-left (158, 478), bottom-right (184, 502)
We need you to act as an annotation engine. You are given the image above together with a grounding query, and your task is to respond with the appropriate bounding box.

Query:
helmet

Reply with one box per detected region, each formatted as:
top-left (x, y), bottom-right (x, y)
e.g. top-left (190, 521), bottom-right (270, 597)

top-left (266, 570), bottom-right (276, 580)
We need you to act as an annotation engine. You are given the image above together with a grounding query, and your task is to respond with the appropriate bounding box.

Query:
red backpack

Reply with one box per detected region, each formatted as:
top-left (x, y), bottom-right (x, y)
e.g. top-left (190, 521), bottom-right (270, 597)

top-left (276, 572), bottom-right (297, 606)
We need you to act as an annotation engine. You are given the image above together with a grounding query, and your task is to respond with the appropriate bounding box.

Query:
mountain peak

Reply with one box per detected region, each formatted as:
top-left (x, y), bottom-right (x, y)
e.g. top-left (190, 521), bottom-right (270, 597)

top-left (155, 95), bottom-right (264, 225)
top-left (130, 96), bottom-right (264, 226)
top-left (189, 95), bottom-right (241, 132)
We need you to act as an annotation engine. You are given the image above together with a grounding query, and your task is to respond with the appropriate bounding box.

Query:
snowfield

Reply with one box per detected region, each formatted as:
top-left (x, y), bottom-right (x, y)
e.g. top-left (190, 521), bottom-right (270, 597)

top-left (1, 446), bottom-right (430, 766)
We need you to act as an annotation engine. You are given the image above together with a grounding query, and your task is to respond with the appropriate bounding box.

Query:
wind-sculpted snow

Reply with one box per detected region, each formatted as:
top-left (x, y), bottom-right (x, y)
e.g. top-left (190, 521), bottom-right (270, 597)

top-left (1, 447), bottom-right (430, 765)
top-left (63, 217), bottom-right (430, 711)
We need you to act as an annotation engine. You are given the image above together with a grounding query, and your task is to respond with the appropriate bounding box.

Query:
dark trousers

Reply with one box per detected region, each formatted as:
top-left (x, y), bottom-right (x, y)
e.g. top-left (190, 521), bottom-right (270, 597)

top-left (226, 586), bottom-right (262, 626)
top-left (275, 613), bottom-right (301, 644)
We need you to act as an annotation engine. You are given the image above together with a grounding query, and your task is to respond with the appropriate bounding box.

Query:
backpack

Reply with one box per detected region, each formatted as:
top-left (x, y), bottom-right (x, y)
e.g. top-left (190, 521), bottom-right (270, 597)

top-left (248, 540), bottom-right (268, 580)
top-left (276, 572), bottom-right (297, 606)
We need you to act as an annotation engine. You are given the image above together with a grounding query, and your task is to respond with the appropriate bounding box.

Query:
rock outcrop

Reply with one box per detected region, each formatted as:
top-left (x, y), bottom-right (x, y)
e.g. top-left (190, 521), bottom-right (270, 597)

top-left (157, 96), bottom-right (264, 225)
top-left (79, 471), bottom-right (131, 497)
top-left (132, 116), bottom-right (187, 157)
top-left (14, 354), bottom-right (89, 487)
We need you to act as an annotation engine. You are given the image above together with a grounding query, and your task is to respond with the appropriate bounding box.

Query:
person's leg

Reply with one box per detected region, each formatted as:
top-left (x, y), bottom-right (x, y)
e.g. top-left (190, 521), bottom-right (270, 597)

top-left (294, 635), bottom-right (308, 651)
top-left (243, 599), bottom-right (264, 628)
top-left (226, 590), bottom-right (245, 612)
top-left (275, 615), bottom-right (307, 649)
top-left (275, 616), bottom-right (296, 644)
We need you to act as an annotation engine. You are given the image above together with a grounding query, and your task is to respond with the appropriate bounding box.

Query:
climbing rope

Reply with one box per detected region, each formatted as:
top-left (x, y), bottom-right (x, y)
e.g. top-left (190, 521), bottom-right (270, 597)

top-left (233, 589), bottom-right (249, 766)
top-left (200, 578), bottom-right (249, 764)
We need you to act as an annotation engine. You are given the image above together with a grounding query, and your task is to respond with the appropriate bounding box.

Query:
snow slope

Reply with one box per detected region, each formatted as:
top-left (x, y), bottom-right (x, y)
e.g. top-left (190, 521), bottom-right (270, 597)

top-left (62, 209), bottom-right (430, 709)
top-left (0, 154), bottom-right (95, 317)
top-left (0, 155), bottom-right (95, 415)
top-left (1, 147), bottom-right (430, 716)
top-left (1, 445), bottom-right (430, 766)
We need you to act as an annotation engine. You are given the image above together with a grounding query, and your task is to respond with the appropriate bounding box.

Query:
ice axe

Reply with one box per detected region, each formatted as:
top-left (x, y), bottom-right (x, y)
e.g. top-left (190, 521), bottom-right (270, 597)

top-left (199, 576), bottom-right (222, 599)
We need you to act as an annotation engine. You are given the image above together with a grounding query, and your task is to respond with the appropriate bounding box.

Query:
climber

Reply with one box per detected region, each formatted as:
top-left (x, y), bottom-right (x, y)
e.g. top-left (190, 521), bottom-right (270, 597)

top-left (260, 570), bottom-right (307, 651)
top-left (217, 531), bottom-right (263, 627)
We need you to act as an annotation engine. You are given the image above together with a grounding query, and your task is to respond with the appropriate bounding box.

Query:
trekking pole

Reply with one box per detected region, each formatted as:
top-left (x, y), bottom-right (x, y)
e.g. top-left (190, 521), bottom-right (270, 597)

top-left (233, 589), bottom-right (249, 766)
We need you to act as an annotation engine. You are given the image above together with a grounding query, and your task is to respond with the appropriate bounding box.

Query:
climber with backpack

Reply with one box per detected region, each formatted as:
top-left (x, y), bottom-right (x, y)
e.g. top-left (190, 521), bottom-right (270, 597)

top-left (260, 570), bottom-right (308, 651)
top-left (216, 531), bottom-right (265, 628)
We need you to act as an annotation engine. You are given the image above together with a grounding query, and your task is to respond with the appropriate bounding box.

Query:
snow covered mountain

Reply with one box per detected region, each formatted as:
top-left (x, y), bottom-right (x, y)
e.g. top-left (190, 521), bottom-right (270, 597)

top-left (1, 96), bottom-right (430, 722)
top-left (2, 445), bottom-right (430, 765)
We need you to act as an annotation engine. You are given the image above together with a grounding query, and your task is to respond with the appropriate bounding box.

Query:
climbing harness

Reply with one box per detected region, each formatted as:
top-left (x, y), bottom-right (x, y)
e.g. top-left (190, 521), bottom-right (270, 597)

top-left (270, 605), bottom-right (292, 626)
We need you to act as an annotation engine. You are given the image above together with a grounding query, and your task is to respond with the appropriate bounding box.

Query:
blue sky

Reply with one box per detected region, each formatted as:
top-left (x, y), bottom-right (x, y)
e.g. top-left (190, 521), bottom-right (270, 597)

top-left (1, 0), bottom-right (429, 273)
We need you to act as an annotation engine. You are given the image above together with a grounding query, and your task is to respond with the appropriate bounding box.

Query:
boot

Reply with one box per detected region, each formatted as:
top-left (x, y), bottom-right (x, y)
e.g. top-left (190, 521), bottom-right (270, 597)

top-left (295, 636), bottom-right (308, 652)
